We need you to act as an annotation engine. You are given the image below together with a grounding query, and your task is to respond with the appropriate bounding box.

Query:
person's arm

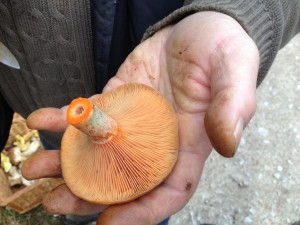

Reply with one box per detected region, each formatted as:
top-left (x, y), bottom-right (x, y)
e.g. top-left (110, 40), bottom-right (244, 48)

top-left (143, 0), bottom-right (300, 85)
top-left (23, 11), bottom-right (260, 223)
top-left (22, 2), bottom-right (300, 225)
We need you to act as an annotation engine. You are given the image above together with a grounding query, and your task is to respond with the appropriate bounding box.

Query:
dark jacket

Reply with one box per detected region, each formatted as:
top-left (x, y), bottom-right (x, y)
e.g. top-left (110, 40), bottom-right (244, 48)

top-left (0, 0), bottom-right (184, 149)
top-left (1, 0), bottom-right (300, 150)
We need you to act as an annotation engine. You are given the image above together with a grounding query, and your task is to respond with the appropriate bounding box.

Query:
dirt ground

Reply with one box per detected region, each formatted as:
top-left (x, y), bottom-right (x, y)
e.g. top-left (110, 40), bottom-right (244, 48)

top-left (169, 34), bottom-right (300, 225)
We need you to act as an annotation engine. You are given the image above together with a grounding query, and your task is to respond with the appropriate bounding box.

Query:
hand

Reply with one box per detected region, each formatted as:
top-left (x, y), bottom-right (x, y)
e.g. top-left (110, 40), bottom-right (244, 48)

top-left (22, 11), bottom-right (259, 225)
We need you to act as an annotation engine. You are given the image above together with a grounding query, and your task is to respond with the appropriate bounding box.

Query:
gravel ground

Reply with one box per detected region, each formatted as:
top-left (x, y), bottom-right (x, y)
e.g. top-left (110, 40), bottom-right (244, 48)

top-left (169, 34), bottom-right (300, 225)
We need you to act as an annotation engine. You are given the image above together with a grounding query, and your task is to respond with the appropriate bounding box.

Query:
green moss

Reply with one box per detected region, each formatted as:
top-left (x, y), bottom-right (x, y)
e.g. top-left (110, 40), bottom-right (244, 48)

top-left (0, 206), bottom-right (61, 225)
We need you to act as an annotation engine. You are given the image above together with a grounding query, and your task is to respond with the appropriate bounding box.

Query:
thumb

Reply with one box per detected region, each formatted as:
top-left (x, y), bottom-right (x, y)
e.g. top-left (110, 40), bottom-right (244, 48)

top-left (204, 34), bottom-right (259, 157)
top-left (97, 204), bottom-right (152, 225)
top-left (204, 87), bottom-right (256, 157)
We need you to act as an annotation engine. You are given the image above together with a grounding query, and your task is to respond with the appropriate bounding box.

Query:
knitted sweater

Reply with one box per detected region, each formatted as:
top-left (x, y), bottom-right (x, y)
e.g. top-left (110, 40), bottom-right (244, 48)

top-left (0, 0), bottom-right (299, 148)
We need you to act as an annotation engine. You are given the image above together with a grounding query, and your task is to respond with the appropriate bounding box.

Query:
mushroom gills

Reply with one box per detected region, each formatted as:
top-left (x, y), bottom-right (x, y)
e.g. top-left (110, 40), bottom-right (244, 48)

top-left (62, 83), bottom-right (178, 204)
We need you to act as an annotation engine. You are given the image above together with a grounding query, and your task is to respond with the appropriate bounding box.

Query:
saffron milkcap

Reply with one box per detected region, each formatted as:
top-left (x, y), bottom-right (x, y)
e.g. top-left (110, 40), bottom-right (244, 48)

top-left (61, 83), bottom-right (178, 204)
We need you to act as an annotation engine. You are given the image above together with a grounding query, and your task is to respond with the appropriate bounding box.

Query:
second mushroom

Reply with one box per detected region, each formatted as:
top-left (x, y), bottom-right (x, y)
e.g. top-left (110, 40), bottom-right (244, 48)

top-left (62, 83), bottom-right (178, 204)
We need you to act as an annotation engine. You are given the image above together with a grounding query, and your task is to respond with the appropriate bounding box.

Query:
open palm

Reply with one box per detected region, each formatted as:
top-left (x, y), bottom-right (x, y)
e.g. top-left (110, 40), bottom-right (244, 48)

top-left (23, 12), bottom-right (259, 225)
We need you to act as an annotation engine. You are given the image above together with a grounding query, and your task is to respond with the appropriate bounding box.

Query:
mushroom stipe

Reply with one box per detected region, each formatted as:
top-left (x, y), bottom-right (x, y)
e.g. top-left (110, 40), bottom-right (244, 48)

top-left (62, 83), bottom-right (179, 204)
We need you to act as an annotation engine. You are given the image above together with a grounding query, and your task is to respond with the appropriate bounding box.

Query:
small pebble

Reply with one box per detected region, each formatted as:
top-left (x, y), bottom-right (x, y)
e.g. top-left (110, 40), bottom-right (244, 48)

top-left (243, 217), bottom-right (253, 224)
top-left (263, 101), bottom-right (269, 106)
top-left (239, 159), bottom-right (245, 165)
top-left (240, 137), bottom-right (246, 146)
top-left (258, 127), bottom-right (268, 136)
top-left (273, 172), bottom-right (281, 179)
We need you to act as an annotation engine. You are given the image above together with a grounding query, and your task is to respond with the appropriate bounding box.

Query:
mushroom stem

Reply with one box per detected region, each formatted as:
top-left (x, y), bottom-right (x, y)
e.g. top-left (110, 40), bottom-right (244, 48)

top-left (67, 98), bottom-right (117, 143)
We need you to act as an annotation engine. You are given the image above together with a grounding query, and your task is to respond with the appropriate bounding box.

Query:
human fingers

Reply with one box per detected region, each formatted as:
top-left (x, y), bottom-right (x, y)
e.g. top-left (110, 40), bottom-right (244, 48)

top-left (102, 76), bottom-right (126, 93)
top-left (205, 33), bottom-right (259, 157)
top-left (43, 184), bottom-right (107, 215)
top-left (21, 150), bottom-right (62, 179)
top-left (97, 149), bottom-right (206, 225)
top-left (27, 107), bottom-right (68, 132)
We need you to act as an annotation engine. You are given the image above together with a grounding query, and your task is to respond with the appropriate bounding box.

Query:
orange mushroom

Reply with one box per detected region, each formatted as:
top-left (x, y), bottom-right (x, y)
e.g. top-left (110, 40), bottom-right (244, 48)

top-left (61, 83), bottom-right (178, 204)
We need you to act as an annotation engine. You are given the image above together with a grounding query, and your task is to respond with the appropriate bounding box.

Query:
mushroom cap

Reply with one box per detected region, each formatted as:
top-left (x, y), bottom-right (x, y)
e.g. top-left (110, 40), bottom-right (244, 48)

top-left (61, 83), bottom-right (178, 204)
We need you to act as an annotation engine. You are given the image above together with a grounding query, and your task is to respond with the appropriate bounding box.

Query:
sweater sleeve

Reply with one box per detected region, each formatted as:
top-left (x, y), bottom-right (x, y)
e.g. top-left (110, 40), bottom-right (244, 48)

top-left (143, 0), bottom-right (300, 86)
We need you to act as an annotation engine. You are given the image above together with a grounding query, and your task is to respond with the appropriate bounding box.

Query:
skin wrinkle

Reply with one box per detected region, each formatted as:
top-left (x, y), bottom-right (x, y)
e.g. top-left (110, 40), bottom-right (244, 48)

top-left (174, 92), bottom-right (210, 115)
top-left (21, 11), bottom-right (261, 222)
top-left (157, 27), bottom-right (177, 106)
top-left (135, 198), bottom-right (157, 225)
top-left (106, 31), bottom-right (179, 109)
top-left (166, 48), bottom-right (211, 114)
top-left (45, 185), bottom-right (82, 214)
top-left (122, 38), bottom-right (163, 89)
top-left (170, 78), bottom-right (210, 114)
top-left (43, 184), bottom-right (65, 214)
top-left (209, 34), bottom-right (239, 78)
top-left (142, 59), bottom-right (159, 88)
top-left (138, 183), bottom-right (192, 225)
top-left (44, 184), bottom-right (107, 215)
top-left (48, 161), bottom-right (62, 178)
top-left (158, 56), bottom-right (176, 109)
top-left (46, 152), bottom-right (62, 177)
top-left (164, 150), bottom-right (204, 189)
top-left (209, 33), bottom-right (257, 97)
top-left (129, 148), bottom-right (205, 224)
top-left (121, 58), bottom-right (154, 87)
top-left (73, 197), bottom-right (83, 214)
top-left (167, 49), bottom-right (211, 89)
top-left (182, 73), bottom-right (210, 103)
top-left (177, 113), bottom-right (211, 156)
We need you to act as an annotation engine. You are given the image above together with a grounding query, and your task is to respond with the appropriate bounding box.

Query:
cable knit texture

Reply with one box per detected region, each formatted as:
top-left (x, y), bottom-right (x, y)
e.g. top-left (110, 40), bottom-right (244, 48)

top-left (1, 0), bottom-right (300, 148)
top-left (143, 0), bottom-right (300, 86)
top-left (0, 0), bottom-right (95, 147)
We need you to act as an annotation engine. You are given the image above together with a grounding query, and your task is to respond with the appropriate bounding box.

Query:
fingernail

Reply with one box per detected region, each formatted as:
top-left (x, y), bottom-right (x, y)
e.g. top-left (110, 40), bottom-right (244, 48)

top-left (233, 118), bottom-right (244, 156)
